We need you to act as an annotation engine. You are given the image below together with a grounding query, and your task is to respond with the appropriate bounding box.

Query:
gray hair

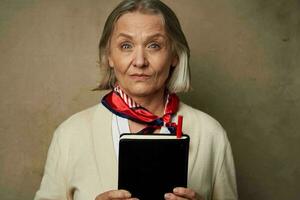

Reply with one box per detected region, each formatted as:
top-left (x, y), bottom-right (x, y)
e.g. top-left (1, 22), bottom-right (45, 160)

top-left (95, 0), bottom-right (191, 93)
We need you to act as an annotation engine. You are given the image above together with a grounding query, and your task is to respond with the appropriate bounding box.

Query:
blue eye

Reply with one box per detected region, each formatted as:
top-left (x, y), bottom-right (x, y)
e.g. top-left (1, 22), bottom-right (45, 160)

top-left (148, 43), bottom-right (160, 49)
top-left (121, 43), bottom-right (132, 49)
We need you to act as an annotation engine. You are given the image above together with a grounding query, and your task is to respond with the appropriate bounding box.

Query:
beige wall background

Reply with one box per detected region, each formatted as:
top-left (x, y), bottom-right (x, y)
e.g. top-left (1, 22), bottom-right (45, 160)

top-left (0, 0), bottom-right (299, 199)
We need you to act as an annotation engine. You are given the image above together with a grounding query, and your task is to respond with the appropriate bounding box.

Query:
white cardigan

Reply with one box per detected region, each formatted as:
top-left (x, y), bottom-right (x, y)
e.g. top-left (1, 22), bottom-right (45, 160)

top-left (35, 102), bottom-right (238, 200)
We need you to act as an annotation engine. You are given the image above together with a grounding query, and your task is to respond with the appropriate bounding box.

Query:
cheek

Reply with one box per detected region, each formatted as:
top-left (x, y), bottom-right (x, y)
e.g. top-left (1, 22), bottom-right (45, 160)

top-left (112, 59), bottom-right (129, 74)
top-left (109, 48), bottom-right (132, 73)
top-left (153, 58), bottom-right (172, 80)
top-left (113, 68), bottom-right (126, 82)
top-left (153, 66), bottom-right (171, 84)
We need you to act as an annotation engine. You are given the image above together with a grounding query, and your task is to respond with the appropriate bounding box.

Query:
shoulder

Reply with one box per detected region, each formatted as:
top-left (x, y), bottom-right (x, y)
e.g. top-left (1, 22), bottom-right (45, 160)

top-left (178, 102), bottom-right (229, 146)
top-left (179, 102), bottom-right (224, 132)
top-left (52, 104), bottom-right (110, 142)
top-left (57, 105), bottom-right (98, 131)
top-left (58, 104), bottom-right (108, 129)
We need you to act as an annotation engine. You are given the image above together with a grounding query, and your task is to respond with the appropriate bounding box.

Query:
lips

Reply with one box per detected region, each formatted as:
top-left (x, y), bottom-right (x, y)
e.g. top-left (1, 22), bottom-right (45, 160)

top-left (129, 73), bottom-right (151, 81)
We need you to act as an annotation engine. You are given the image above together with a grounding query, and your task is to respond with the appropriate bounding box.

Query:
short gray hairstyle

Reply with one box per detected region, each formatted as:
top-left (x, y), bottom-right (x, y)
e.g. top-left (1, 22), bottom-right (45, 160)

top-left (95, 0), bottom-right (191, 93)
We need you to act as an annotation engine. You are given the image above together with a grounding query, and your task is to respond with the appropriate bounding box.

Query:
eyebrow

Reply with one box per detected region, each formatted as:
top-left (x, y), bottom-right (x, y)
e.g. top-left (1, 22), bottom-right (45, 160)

top-left (116, 33), bottom-right (167, 40)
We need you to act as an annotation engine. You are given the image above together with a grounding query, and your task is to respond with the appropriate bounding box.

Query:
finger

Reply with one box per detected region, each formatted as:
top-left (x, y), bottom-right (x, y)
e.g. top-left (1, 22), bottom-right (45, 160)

top-left (95, 189), bottom-right (131, 200)
top-left (173, 187), bottom-right (199, 200)
top-left (164, 192), bottom-right (187, 200)
top-left (126, 198), bottom-right (139, 200)
top-left (108, 189), bottom-right (131, 199)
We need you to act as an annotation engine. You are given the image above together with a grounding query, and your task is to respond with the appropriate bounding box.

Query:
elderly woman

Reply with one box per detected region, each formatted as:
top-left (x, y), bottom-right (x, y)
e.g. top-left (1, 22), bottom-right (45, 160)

top-left (35, 0), bottom-right (238, 200)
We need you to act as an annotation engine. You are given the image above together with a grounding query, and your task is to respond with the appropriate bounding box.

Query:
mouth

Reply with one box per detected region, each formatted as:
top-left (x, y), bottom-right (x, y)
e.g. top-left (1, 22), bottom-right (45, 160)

top-left (129, 74), bottom-right (151, 81)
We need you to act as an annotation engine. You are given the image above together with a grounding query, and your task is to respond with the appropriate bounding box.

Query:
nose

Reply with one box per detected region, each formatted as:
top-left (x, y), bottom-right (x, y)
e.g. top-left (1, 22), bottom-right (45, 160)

top-left (133, 47), bottom-right (148, 68)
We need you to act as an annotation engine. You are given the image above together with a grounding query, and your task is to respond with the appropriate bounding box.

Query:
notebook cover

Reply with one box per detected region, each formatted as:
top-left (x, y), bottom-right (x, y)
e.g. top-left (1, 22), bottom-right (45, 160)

top-left (118, 134), bottom-right (189, 200)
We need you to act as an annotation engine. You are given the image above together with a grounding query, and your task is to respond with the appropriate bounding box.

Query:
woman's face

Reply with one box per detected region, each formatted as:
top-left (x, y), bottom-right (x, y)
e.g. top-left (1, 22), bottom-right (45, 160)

top-left (108, 11), bottom-right (177, 99)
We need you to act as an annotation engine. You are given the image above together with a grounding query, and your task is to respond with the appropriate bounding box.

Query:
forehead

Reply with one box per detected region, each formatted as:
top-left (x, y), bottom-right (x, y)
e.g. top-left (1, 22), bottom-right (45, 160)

top-left (113, 11), bottom-right (166, 36)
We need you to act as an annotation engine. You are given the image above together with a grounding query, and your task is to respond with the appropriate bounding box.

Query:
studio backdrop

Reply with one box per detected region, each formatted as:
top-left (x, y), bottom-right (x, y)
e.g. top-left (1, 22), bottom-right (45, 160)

top-left (0, 0), bottom-right (299, 200)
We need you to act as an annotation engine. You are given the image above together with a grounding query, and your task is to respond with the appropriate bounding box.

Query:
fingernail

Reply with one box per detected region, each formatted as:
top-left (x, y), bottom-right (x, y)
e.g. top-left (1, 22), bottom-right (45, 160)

top-left (164, 193), bottom-right (171, 198)
top-left (124, 191), bottom-right (131, 197)
top-left (173, 188), bottom-right (179, 193)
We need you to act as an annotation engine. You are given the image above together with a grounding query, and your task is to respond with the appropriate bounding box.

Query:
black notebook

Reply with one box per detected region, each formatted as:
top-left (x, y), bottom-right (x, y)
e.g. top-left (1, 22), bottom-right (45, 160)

top-left (118, 134), bottom-right (190, 200)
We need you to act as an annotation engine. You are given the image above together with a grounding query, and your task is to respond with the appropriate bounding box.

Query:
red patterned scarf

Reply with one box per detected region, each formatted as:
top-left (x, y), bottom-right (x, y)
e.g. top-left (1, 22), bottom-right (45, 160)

top-left (101, 86), bottom-right (179, 134)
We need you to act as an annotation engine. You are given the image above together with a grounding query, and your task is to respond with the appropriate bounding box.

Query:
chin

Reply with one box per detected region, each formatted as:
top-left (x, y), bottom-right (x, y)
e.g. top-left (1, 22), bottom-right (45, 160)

top-left (128, 89), bottom-right (153, 98)
top-left (126, 85), bottom-right (163, 98)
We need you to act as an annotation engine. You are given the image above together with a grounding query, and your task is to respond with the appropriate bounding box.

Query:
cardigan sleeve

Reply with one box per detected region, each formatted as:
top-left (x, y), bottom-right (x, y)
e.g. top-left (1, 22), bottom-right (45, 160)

top-left (212, 141), bottom-right (238, 200)
top-left (34, 125), bottom-right (69, 200)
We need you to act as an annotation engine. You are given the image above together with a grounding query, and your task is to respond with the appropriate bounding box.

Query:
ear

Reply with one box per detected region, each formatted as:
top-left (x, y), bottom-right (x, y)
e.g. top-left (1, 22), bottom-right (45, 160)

top-left (108, 54), bottom-right (114, 68)
top-left (171, 54), bottom-right (179, 68)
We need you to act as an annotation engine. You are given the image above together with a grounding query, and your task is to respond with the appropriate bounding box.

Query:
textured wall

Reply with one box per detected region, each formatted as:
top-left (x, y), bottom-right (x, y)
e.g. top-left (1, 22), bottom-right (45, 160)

top-left (0, 0), bottom-right (299, 200)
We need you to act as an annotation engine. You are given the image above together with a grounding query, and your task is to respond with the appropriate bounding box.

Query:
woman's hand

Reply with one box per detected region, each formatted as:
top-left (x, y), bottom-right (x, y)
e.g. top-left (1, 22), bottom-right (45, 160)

top-left (164, 187), bottom-right (204, 200)
top-left (95, 189), bottom-right (139, 200)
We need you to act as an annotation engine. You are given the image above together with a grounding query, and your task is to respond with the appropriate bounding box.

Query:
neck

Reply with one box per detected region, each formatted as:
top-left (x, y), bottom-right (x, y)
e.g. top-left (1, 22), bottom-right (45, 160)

top-left (131, 90), bottom-right (166, 117)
